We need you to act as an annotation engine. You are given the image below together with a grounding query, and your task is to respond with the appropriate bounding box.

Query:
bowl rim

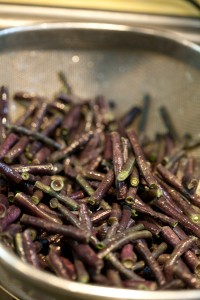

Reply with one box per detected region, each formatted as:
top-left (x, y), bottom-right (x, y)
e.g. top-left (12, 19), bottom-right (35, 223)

top-left (0, 244), bottom-right (199, 300)
top-left (0, 21), bottom-right (200, 54)
top-left (1, 243), bottom-right (200, 299)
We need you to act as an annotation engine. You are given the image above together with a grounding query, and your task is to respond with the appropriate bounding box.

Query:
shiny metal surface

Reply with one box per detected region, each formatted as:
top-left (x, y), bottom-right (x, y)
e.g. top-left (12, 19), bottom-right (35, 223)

top-left (0, 22), bottom-right (200, 300)
top-left (1, 243), bottom-right (200, 300)
top-left (0, 4), bottom-right (200, 43)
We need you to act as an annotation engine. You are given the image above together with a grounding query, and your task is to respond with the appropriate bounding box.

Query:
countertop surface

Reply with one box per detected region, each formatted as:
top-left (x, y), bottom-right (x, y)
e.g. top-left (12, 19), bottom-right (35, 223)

top-left (0, 0), bottom-right (200, 16)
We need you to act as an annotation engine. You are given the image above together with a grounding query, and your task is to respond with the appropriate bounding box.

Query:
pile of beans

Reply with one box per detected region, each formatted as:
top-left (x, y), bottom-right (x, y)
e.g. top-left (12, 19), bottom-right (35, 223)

top-left (0, 77), bottom-right (200, 291)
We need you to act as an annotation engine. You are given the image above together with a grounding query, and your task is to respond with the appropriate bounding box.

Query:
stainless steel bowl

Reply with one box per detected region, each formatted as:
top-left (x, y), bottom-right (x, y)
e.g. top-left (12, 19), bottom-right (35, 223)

top-left (0, 22), bottom-right (200, 300)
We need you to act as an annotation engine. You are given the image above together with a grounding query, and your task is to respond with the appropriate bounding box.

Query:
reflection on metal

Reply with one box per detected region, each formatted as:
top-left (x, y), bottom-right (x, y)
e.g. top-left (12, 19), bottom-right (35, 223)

top-left (0, 4), bottom-right (200, 43)
top-left (0, 285), bottom-right (19, 300)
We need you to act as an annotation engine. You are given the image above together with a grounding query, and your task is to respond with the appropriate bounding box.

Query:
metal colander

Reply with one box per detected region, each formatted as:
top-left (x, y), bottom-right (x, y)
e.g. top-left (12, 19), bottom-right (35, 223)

top-left (0, 23), bottom-right (200, 300)
top-left (0, 23), bottom-right (200, 138)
